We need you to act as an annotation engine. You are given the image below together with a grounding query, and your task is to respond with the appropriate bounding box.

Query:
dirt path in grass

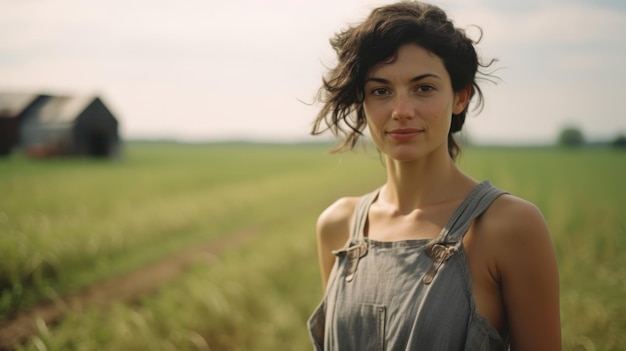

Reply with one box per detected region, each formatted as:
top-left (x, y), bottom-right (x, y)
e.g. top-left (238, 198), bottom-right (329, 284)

top-left (0, 229), bottom-right (256, 350)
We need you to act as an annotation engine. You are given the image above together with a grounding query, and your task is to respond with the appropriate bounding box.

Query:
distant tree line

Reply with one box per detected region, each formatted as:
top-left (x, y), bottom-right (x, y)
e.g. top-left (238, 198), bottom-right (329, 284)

top-left (613, 135), bottom-right (626, 148)
top-left (558, 126), bottom-right (626, 149)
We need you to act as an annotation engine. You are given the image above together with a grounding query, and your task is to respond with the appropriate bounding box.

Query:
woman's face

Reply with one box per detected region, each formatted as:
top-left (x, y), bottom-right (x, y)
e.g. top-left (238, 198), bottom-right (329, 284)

top-left (363, 44), bottom-right (469, 162)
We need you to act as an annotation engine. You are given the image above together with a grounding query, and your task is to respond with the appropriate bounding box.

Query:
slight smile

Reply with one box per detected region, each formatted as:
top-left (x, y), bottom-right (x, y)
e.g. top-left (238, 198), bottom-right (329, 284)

top-left (386, 128), bottom-right (424, 141)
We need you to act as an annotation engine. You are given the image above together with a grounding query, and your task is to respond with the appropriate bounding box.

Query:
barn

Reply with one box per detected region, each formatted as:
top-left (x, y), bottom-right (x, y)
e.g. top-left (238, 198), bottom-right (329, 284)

top-left (0, 92), bottom-right (121, 158)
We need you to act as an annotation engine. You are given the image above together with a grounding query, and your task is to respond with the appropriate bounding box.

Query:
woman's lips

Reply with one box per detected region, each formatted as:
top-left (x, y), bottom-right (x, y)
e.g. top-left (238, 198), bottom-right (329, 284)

top-left (386, 128), bottom-right (424, 141)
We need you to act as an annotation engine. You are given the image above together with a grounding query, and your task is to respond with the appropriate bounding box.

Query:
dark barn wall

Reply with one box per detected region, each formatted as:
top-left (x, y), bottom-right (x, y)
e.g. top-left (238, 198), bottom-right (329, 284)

top-left (0, 114), bottom-right (19, 156)
top-left (73, 98), bottom-right (120, 157)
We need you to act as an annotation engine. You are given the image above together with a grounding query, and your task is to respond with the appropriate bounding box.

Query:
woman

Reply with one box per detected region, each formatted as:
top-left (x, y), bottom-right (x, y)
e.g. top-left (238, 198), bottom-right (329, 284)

top-left (307, 1), bottom-right (561, 350)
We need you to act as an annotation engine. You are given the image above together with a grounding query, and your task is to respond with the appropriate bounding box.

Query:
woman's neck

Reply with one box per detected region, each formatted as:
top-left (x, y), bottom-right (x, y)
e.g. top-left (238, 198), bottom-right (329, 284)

top-left (381, 150), bottom-right (474, 213)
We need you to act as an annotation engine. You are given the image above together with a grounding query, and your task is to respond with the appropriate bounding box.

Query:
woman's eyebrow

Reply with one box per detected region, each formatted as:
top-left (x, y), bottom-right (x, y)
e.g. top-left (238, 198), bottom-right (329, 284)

top-left (365, 73), bottom-right (442, 84)
top-left (410, 73), bottom-right (441, 82)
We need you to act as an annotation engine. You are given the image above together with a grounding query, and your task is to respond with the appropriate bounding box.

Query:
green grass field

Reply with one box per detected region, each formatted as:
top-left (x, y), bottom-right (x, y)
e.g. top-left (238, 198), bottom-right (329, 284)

top-left (1, 143), bottom-right (624, 350)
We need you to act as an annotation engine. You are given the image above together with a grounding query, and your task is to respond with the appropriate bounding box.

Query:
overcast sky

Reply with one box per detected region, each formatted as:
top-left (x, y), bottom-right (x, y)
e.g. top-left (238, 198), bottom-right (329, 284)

top-left (1, 0), bottom-right (625, 144)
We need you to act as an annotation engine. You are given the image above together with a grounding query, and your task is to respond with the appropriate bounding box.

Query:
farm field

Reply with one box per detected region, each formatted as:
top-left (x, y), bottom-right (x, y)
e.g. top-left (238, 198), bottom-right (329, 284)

top-left (1, 142), bottom-right (625, 350)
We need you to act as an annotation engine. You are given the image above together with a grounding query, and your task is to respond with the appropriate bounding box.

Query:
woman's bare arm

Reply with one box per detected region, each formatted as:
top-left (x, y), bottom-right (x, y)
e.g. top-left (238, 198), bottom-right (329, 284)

top-left (315, 197), bottom-right (358, 291)
top-left (491, 196), bottom-right (562, 350)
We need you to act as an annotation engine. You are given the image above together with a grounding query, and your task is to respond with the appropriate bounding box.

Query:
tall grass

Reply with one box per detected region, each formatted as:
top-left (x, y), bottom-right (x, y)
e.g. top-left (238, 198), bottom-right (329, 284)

top-left (4, 144), bottom-right (625, 350)
top-left (0, 143), bottom-right (382, 316)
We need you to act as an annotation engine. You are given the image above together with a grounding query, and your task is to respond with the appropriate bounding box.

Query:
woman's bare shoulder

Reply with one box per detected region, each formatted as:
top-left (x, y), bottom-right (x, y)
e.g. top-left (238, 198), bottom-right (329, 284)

top-left (480, 193), bottom-right (550, 243)
top-left (316, 197), bottom-right (361, 242)
top-left (317, 194), bottom-right (372, 256)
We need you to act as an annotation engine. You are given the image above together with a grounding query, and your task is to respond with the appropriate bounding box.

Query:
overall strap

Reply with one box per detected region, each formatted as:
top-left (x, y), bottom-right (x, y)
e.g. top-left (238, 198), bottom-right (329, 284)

top-left (333, 188), bottom-right (379, 283)
top-left (350, 188), bottom-right (380, 245)
top-left (423, 180), bottom-right (507, 284)
top-left (441, 180), bottom-right (507, 243)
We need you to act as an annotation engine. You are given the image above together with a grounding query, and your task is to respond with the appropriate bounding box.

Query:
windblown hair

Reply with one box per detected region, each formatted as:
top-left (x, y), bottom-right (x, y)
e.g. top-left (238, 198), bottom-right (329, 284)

top-left (311, 1), bottom-right (495, 160)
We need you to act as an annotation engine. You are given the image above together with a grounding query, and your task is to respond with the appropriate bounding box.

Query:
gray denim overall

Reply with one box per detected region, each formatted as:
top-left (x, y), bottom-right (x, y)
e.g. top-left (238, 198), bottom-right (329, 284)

top-left (308, 181), bottom-right (510, 350)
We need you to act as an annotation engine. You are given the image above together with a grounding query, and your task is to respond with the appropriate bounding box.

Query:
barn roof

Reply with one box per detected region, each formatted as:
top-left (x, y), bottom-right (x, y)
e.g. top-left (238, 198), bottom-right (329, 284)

top-left (0, 93), bottom-right (40, 118)
top-left (35, 95), bottom-right (97, 123)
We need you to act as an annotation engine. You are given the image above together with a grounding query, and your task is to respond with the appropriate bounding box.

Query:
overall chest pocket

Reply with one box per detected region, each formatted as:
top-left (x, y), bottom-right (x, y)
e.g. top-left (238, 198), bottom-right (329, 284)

top-left (335, 301), bottom-right (386, 351)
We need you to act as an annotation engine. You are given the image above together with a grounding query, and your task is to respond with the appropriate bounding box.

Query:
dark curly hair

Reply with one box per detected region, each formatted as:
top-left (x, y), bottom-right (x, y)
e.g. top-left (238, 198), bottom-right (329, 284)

top-left (311, 1), bottom-right (495, 160)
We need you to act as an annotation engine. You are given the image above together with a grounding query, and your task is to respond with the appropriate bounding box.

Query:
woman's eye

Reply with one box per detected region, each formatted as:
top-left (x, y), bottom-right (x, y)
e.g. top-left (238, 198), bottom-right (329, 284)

top-left (416, 85), bottom-right (435, 92)
top-left (371, 88), bottom-right (389, 96)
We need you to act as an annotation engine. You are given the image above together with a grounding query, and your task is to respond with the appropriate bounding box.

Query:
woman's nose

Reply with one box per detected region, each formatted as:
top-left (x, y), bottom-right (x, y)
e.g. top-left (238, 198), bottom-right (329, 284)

top-left (391, 93), bottom-right (414, 120)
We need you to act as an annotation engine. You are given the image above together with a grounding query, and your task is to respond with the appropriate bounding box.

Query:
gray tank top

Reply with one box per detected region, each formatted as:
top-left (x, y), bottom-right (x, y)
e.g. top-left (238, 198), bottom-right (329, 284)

top-left (308, 181), bottom-right (510, 350)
